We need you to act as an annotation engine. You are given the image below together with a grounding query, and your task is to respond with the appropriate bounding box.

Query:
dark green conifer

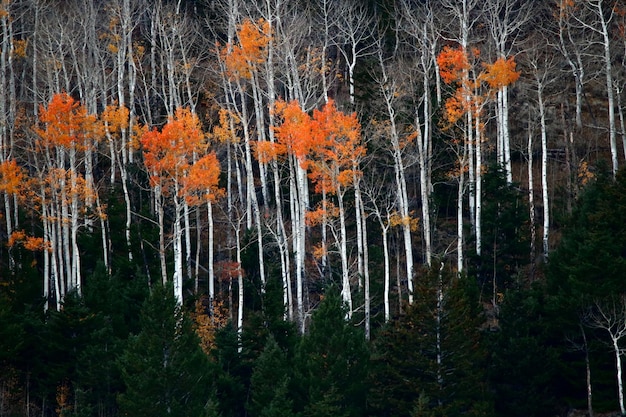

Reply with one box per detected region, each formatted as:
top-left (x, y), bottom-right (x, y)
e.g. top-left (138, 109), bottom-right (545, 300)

top-left (117, 283), bottom-right (216, 417)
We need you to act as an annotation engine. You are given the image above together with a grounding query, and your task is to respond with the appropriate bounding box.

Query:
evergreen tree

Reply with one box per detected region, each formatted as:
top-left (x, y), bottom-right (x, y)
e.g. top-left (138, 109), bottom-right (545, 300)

top-left (248, 335), bottom-right (294, 417)
top-left (117, 283), bottom-right (216, 417)
top-left (468, 164), bottom-right (530, 293)
top-left (489, 285), bottom-right (565, 417)
top-left (369, 266), bottom-right (493, 417)
top-left (546, 167), bottom-right (626, 412)
top-left (293, 287), bottom-right (369, 417)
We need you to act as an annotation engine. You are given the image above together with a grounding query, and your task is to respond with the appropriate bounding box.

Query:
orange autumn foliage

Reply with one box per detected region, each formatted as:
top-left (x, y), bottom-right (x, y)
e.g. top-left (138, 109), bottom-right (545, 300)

top-left (0, 159), bottom-right (28, 198)
top-left (141, 107), bottom-right (205, 190)
top-left (272, 99), bottom-right (364, 195)
top-left (142, 107), bottom-right (222, 206)
top-left (36, 92), bottom-right (100, 151)
top-left (7, 230), bottom-right (48, 252)
top-left (481, 56), bottom-right (520, 89)
top-left (192, 297), bottom-right (229, 355)
top-left (437, 46), bottom-right (470, 85)
top-left (183, 153), bottom-right (223, 206)
top-left (211, 108), bottom-right (240, 144)
top-left (101, 103), bottom-right (130, 133)
top-left (272, 99), bottom-right (314, 161)
top-left (222, 18), bottom-right (271, 80)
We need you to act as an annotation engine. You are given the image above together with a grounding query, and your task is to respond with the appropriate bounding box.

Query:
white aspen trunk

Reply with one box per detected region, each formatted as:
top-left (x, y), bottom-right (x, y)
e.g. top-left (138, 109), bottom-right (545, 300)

top-left (382, 224), bottom-right (391, 322)
top-left (96, 192), bottom-right (110, 274)
top-left (173, 194), bottom-right (184, 305)
top-left (539, 85), bottom-right (550, 259)
top-left (61, 172), bottom-right (72, 292)
top-left (617, 84), bottom-right (626, 161)
top-left (457, 145), bottom-right (467, 274)
top-left (294, 159), bottom-right (308, 332)
top-left (527, 120), bottom-right (536, 280)
top-left (42, 189), bottom-right (50, 312)
top-left (360, 194), bottom-right (370, 340)
top-left (238, 82), bottom-right (254, 230)
top-left (184, 200), bottom-right (192, 283)
top-left (475, 112), bottom-right (482, 257)
top-left (120, 155), bottom-right (133, 261)
top-left (235, 223), bottom-right (244, 353)
top-left (502, 85), bottom-right (513, 184)
top-left (156, 185), bottom-right (168, 285)
top-left (70, 148), bottom-right (81, 296)
top-left (613, 336), bottom-right (625, 416)
top-left (337, 190), bottom-right (352, 317)
top-left (208, 200), bottom-right (215, 302)
top-left (354, 175), bottom-right (364, 285)
top-left (596, 0), bottom-right (618, 176)
top-left (400, 185), bottom-right (414, 303)
top-left (468, 111), bottom-right (475, 233)
top-left (250, 73), bottom-right (270, 206)
top-left (50, 198), bottom-right (63, 311)
top-left (418, 71), bottom-right (433, 267)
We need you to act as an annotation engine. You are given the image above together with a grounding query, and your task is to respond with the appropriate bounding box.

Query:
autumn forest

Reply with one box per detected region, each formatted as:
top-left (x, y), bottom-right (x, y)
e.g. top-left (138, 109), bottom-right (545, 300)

top-left (1, 0), bottom-right (626, 415)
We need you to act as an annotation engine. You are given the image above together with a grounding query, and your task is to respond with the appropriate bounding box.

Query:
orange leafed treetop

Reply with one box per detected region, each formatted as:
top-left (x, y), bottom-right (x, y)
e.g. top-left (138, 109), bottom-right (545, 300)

top-left (272, 99), bottom-right (364, 194)
top-left (437, 46), bottom-right (470, 85)
top-left (101, 104), bottom-right (130, 134)
top-left (37, 92), bottom-right (100, 151)
top-left (481, 56), bottom-right (520, 89)
top-left (222, 18), bottom-right (271, 80)
top-left (272, 99), bottom-right (314, 161)
top-left (210, 108), bottom-right (240, 144)
top-left (183, 152), bottom-right (223, 206)
top-left (307, 100), bottom-right (364, 193)
top-left (0, 159), bottom-right (28, 197)
top-left (141, 107), bottom-right (206, 188)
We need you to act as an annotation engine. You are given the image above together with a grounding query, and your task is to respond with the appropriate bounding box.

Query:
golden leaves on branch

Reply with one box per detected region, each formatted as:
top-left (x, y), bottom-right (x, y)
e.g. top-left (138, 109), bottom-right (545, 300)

top-left (389, 212), bottom-right (420, 232)
top-left (192, 297), bottom-right (229, 355)
top-left (480, 56), bottom-right (520, 90)
top-left (7, 230), bottom-right (48, 252)
top-left (221, 18), bottom-right (271, 80)
top-left (141, 106), bottom-right (223, 205)
top-left (437, 46), bottom-right (520, 130)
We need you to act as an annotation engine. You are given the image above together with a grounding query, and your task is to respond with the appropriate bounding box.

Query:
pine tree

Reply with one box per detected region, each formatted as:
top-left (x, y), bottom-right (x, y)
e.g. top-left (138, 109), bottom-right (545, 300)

top-left (117, 283), bottom-right (216, 417)
top-left (368, 266), bottom-right (493, 417)
top-left (248, 336), bottom-right (294, 417)
top-left (293, 287), bottom-right (369, 417)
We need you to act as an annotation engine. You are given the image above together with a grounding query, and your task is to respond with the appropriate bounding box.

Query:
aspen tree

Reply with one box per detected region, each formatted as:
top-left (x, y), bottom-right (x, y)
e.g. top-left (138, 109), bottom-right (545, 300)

top-left (35, 93), bottom-right (102, 308)
top-left (396, 0), bottom-right (439, 267)
top-left (141, 107), bottom-right (214, 305)
top-left (376, 49), bottom-right (416, 303)
top-left (221, 17), bottom-right (270, 289)
top-left (483, 0), bottom-right (532, 184)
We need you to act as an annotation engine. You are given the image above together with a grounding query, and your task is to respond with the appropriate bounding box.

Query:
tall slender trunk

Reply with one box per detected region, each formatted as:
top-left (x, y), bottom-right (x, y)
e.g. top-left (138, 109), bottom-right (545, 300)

top-left (207, 201), bottom-right (215, 302)
top-left (597, 0), bottom-right (618, 175)
top-left (539, 83), bottom-right (549, 259)
top-left (337, 189), bottom-right (352, 316)
top-left (613, 336), bottom-right (625, 416)
top-left (527, 119), bottom-right (536, 281)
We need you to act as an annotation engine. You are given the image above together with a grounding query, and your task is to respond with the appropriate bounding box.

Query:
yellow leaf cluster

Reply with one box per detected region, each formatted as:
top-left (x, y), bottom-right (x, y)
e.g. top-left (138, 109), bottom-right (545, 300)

top-left (389, 212), bottom-right (420, 232)
top-left (192, 298), bottom-right (229, 355)
top-left (11, 39), bottom-right (27, 59)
